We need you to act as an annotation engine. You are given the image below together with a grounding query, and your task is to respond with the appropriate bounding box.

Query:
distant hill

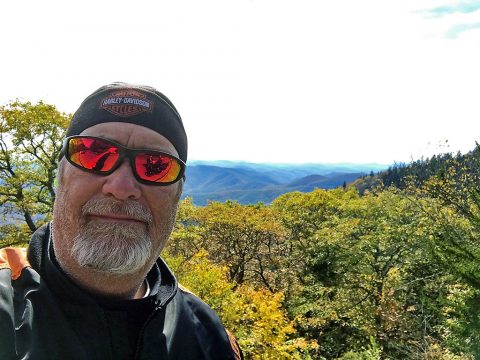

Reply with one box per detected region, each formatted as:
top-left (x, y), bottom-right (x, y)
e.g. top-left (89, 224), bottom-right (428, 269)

top-left (286, 174), bottom-right (328, 187)
top-left (183, 161), bottom-right (389, 205)
top-left (284, 172), bottom-right (365, 192)
top-left (184, 165), bottom-right (280, 194)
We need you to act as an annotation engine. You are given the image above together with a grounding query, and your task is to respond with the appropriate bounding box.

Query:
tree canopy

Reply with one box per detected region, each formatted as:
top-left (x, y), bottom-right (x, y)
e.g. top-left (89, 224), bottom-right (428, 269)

top-left (0, 100), bottom-right (69, 247)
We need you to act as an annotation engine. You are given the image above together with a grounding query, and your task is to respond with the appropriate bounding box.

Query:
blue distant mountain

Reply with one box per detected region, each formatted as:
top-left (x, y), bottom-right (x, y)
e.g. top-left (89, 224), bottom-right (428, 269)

top-left (183, 161), bottom-right (389, 205)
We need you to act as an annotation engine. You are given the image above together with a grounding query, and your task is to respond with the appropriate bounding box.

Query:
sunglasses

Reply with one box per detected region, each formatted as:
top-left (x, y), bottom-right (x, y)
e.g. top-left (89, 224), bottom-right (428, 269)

top-left (61, 136), bottom-right (185, 185)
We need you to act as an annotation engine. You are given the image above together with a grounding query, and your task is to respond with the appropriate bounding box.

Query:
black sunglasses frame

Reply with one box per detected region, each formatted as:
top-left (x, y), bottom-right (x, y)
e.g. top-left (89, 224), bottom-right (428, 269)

top-left (61, 135), bottom-right (186, 186)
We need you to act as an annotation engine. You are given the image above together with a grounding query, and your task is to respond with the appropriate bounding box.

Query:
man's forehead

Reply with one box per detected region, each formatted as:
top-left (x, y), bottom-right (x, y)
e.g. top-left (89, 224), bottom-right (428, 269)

top-left (80, 122), bottom-right (179, 155)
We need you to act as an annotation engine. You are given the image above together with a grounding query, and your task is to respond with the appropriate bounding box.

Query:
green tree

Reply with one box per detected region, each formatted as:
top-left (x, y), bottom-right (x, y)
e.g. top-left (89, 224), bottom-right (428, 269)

top-left (417, 159), bottom-right (480, 290)
top-left (0, 100), bottom-right (69, 246)
top-left (272, 188), bottom-right (359, 293)
top-left (408, 154), bottom-right (480, 357)
top-left (285, 189), bottom-right (466, 359)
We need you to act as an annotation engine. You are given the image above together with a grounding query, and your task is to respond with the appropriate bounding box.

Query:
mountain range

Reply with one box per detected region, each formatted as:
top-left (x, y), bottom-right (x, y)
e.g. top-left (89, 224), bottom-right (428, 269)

top-left (182, 161), bottom-right (389, 205)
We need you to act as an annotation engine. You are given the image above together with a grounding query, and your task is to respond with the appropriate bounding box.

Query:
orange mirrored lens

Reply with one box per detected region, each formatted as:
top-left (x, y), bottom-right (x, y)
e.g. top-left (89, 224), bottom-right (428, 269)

top-left (68, 138), bottom-right (119, 172)
top-left (135, 153), bottom-right (181, 183)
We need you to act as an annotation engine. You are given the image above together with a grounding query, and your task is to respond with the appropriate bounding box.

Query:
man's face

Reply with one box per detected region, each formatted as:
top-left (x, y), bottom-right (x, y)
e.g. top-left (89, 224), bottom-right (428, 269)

top-left (52, 122), bottom-right (183, 276)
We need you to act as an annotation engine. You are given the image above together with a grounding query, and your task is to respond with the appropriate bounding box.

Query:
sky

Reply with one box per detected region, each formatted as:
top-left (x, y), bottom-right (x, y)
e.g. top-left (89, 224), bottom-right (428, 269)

top-left (1, 0), bottom-right (479, 165)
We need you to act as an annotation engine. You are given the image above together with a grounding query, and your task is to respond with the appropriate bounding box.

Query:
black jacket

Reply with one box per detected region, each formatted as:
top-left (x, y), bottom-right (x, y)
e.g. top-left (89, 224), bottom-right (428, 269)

top-left (0, 224), bottom-right (242, 360)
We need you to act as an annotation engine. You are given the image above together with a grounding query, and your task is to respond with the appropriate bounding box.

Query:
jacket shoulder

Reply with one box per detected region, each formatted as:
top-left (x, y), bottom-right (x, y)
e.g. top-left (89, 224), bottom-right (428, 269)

top-left (0, 247), bottom-right (31, 280)
top-left (177, 284), bottom-right (243, 360)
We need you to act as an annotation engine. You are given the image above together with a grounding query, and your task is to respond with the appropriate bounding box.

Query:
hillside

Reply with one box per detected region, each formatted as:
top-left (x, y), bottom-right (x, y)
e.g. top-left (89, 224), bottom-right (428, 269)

top-left (183, 161), bottom-right (388, 205)
top-left (353, 144), bottom-right (480, 194)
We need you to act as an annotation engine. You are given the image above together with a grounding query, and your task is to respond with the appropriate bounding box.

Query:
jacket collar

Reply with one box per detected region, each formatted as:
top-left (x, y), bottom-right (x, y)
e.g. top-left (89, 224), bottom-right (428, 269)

top-left (27, 223), bottom-right (178, 307)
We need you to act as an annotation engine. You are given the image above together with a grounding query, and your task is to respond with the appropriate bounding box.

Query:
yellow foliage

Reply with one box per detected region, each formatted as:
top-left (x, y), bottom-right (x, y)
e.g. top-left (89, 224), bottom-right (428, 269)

top-left (164, 250), bottom-right (318, 359)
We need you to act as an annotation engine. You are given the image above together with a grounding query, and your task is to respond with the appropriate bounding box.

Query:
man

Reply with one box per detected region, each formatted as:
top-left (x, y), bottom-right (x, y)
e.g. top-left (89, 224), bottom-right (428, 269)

top-left (0, 83), bottom-right (243, 360)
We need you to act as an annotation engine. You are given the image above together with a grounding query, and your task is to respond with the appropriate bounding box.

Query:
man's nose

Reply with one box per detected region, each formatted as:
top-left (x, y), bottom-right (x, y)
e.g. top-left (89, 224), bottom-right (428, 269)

top-left (102, 161), bottom-right (141, 200)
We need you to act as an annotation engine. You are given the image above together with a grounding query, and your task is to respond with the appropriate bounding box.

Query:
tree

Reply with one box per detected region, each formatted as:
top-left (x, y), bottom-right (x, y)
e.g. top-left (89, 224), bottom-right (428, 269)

top-left (272, 188), bottom-right (359, 290)
top-left (169, 200), bottom-right (291, 292)
top-left (406, 152), bottom-right (480, 357)
top-left (164, 250), bottom-right (318, 359)
top-left (285, 189), bottom-right (468, 359)
top-left (0, 100), bottom-right (69, 247)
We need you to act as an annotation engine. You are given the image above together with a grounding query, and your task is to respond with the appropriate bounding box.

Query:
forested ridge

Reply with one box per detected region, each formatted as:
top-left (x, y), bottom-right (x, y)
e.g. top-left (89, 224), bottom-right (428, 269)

top-left (354, 144), bottom-right (480, 195)
top-left (1, 101), bottom-right (479, 359)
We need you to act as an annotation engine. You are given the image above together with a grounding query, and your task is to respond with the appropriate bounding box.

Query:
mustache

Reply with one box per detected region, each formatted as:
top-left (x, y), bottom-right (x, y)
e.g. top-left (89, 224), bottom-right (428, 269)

top-left (81, 198), bottom-right (153, 224)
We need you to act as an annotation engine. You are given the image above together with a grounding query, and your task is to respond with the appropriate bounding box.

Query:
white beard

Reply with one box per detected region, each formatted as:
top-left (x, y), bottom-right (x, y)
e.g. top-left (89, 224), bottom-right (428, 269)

top-left (69, 197), bottom-right (155, 275)
top-left (71, 221), bottom-right (152, 275)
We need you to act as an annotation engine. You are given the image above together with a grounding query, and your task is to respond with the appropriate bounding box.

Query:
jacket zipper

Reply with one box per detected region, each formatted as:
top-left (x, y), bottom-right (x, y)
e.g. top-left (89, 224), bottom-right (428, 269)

top-left (134, 301), bottom-right (163, 360)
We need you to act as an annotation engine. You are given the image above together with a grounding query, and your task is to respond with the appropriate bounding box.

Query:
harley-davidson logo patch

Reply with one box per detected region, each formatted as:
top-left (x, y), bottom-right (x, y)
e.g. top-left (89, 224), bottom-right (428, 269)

top-left (100, 90), bottom-right (154, 117)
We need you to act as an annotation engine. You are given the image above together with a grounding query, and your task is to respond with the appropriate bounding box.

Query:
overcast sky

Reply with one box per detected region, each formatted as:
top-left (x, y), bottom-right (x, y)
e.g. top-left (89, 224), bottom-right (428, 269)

top-left (1, 0), bottom-right (479, 164)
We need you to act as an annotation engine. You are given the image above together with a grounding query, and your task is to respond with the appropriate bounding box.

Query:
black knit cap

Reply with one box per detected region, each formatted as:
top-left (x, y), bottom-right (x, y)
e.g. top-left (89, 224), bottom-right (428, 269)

top-left (66, 82), bottom-right (188, 162)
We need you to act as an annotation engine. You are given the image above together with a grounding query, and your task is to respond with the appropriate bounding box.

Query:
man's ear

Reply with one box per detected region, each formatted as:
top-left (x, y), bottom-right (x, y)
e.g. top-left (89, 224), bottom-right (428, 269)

top-left (175, 177), bottom-right (185, 202)
top-left (53, 159), bottom-right (66, 196)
